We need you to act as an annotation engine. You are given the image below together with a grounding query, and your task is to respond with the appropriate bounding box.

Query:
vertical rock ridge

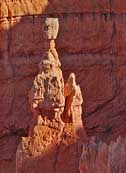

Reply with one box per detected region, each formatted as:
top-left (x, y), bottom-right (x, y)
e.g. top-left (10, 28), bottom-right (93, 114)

top-left (79, 136), bottom-right (126, 173)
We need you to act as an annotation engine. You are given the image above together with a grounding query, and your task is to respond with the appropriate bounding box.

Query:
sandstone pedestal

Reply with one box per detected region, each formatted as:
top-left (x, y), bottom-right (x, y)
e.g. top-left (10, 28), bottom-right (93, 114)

top-left (16, 18), bottom-right (86, 173)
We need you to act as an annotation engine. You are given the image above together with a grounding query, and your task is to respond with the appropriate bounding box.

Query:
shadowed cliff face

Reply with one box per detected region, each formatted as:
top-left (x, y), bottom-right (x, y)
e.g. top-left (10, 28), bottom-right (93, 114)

top-left (79, 136), bottom-right (126, 173)
top-left (0, 1), bottom-right (126, 173)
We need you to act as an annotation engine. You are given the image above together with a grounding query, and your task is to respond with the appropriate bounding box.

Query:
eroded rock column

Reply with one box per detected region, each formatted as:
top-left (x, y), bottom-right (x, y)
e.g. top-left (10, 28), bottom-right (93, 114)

top-left (16, 18), bottom-right (86, 173)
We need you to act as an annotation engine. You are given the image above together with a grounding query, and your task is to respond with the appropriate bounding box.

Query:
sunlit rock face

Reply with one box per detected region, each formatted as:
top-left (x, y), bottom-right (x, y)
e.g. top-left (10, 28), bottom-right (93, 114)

top-left (16, 18), bottom-right (86, 173)
top-left (1, 1), bottom-right (126, 173)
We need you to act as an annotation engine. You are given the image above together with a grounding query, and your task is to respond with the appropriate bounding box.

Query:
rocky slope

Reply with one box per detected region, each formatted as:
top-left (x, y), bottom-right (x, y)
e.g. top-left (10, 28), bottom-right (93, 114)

top-left (0, 1), bottom-right (126, 173)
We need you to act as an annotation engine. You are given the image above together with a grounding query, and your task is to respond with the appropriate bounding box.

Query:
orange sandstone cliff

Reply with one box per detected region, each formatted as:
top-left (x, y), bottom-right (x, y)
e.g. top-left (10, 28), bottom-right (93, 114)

top-left (0, 1), bottom-right (126, 173)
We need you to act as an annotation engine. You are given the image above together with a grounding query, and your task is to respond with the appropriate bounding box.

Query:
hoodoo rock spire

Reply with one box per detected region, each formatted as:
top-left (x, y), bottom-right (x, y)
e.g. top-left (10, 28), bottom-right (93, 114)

top-left (16, 18), bottom-right (86, 173)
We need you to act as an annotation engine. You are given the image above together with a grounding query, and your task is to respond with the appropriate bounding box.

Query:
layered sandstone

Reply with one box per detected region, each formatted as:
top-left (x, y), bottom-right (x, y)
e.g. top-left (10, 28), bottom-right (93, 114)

top-left (0, 1), bottom-right (126, 173)
top-left (1, 0), bottom-right (126, 18)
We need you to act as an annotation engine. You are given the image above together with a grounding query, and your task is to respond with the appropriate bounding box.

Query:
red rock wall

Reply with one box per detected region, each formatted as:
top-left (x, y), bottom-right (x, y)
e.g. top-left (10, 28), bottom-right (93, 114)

top-left (79, 136), bottom-right (126, 173)
top-left (0, 1), bottom-right (126, 173)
